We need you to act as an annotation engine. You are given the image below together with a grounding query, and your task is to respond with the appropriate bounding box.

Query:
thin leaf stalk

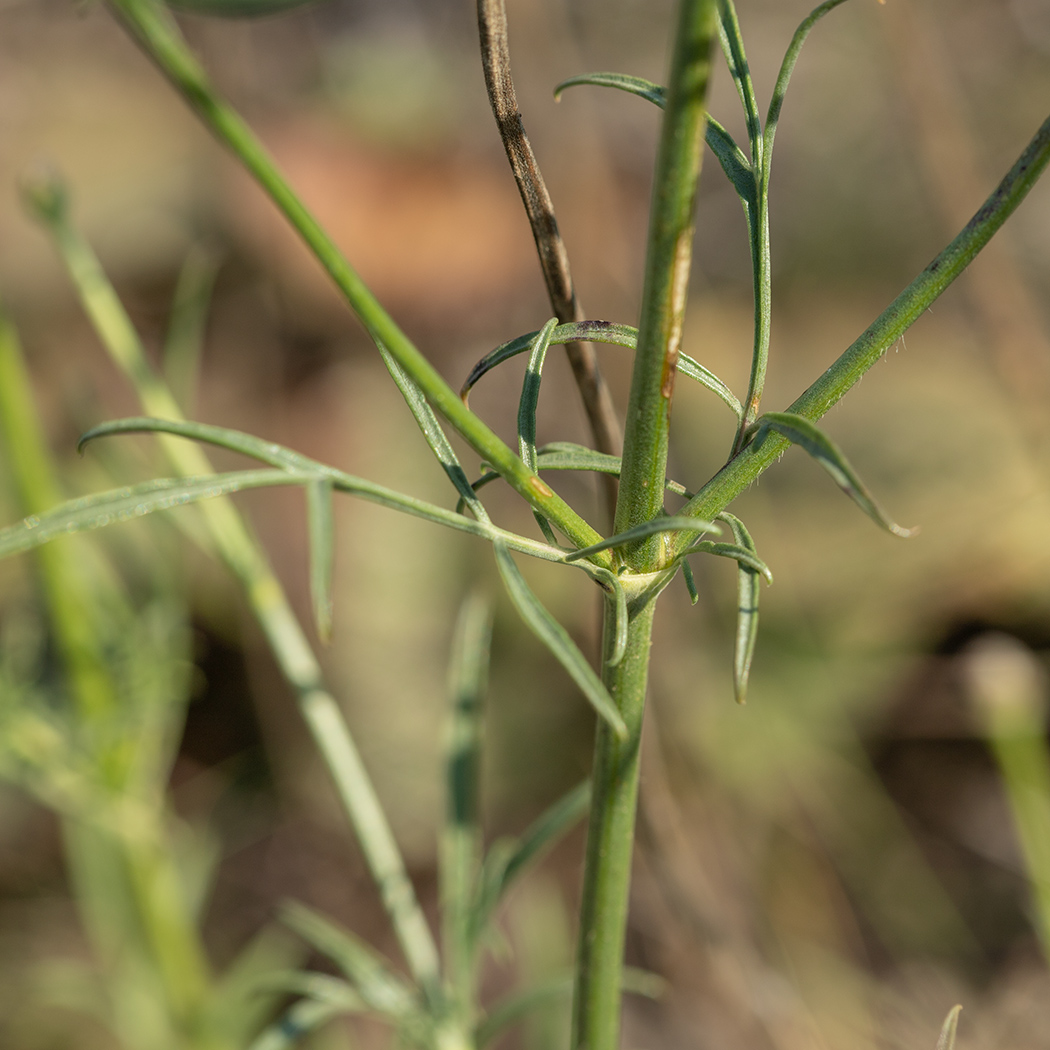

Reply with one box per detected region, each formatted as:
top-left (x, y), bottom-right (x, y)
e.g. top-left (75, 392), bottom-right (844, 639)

top-left (614, 0), bottom-right (719, 570)
top-left (105, 0), bottom-right (603, 556)
top-left (673, 111), bottom-right (1050, 550)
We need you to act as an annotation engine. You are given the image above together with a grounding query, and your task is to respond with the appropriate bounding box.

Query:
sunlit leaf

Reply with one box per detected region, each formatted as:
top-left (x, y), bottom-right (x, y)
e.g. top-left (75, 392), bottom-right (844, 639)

top-left (279, 902), bottom-right (419, 1019)
top-left (0, 470), bottom-right (304, 560)
top-left (493, 542), bottom-right (626, 738)
top-left (936, 1005), bottom-right (962, 1050)
top-left (305, 478), bottom-right (335, 642)
top-left (750, 412), bottom-right (916, 537)
top-left (564, 515), bottom-right (720, 564)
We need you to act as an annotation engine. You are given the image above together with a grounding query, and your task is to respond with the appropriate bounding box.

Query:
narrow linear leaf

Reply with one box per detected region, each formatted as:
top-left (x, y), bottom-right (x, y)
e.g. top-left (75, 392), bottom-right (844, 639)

top-left (751, 412), bottom-right (916, 537)
top-left (0, 470), bottom-right (304, 560)
top-left (253, 971), bottom-right (366, 1012)
top-left (554, 71), bottom-right (666, 108)
top-left (493, 542), bottom-right (626, 739)
top-left (718, 512), bottom-right (762, 705)
top-left (461, 321), bottom-right (637, 404)
top-left (718, 0), bottom-right (763, 168)
top-left (552, 73), bottom-right (754, 218)
top-left (936, 1005), bottom-right (963, 1050)
top-left (678, 540), bottom-right (772, 585)
top-left (247, 998), bottom-right (347, 1050)
top-left (565, 515), bottom-right (720, 564)
top-left (462, 323), bottom-right (741, 418)
top-left (279, 902), bottom-right (419, 1020)
top-left (167, 0), bottom-right (319, 16)
top-left (305, 478), bottom-right (335, 642)
top-left (518, 319), bottom-right (561, 546)
top-left (682, 557), bottom-right (699, 605)
top-left (378, 343), bottom-right (488, 521)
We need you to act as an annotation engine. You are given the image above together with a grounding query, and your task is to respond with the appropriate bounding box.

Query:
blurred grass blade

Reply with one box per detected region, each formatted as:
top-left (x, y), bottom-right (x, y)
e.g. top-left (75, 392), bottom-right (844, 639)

top-left (474, 780), bottom-right (591, 937)
top-left (493, 542), bottom-right (626, 739)
top-left (0, 470), bottom-right (304, 560)
top-left (719, 512), bottom-right (761, 704)
top-left (442, 593), bottom-right (491, 1010)
top-left (554, 71), bottom-right (666, 108)
top-left (475, 966), bottom-right (664, 1048)
top-left (936, 1005), bottom-right (962, 1050)
top-left (461, 321), bottom-right (637, 404)
top-left (164, 245), bottom-right (219, 414)
top-left (167, 0), bottom-right (319, 17)
top-left (0, 311), bottom-right (115, 719)
top-left (751, 412), bottom-right (916, 537)
top-left (564, 515), bottom-right (720, 564)
top-left (305, 478), bottom-right (335, 642)
top-left (254, 971), bottom-right (365, 1011)
top-left (462, 323), bottom-right (741, 418)
top-left (678, 540), bottom-right (772, 585)
top-left (378, 343), bottom-right (488, 521)
top-left (552, 74), bottom-right (753, 217)
top-left (248, 999), bottom-right (349, 1050)
top-left (280, 902), bottom-right (419, 1019)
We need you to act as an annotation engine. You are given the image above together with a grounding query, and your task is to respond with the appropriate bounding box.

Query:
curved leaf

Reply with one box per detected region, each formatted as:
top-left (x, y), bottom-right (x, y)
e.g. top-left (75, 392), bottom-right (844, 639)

top-left (493, 542), bottom-right (627, 739)
top-left (564, 515), bottom-right (720, 564)
top-left (462, 323), bottom-right (741, 419)
top-left (679, 539), bottom-right (772, 585)
top-left (554, 71), bottom-right (666, 108)
top-left (682, 558), bottom-right (699, 605)
top-left (750, 412), bottom-right (916, 537)
top-left (518, 319), bottom-right (560, 546)
top-left (0, 470), bottom-right (303, 560)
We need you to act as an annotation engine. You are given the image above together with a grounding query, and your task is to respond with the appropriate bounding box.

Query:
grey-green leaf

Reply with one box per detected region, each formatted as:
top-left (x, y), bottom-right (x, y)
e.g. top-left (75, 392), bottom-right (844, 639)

top-left (717, 512), bottom-right (762, 704)
top-left (936, 1005), bottom-right (962, 1050)
top-left (0, 470), bottom-right (304, 560)
top-left (306, 478), bottom-right (335, 642)
top-left (554, 71), bottom-right (666, 108)
top-left (565, 515), bottom-right (720, 564)
top-left (752, 412), bottom-right (916, 537)
top-left (678, 540), bottom-right (772, 585)
top-left (493, 542), bottom-right (627, 739)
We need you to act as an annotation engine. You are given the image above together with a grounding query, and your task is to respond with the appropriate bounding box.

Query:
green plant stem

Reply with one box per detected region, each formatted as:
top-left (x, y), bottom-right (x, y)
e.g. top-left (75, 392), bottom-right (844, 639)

top-left (32, 203), bottom-right (444, 1005)
top-left (571, 580), bottom-right (666, 1050)
top-left (614, 0), bottom-right (718, 571)
top-left (105, 0), bottom-right (603, 556)
top-left (673, 111), bottom-right (1050, 548)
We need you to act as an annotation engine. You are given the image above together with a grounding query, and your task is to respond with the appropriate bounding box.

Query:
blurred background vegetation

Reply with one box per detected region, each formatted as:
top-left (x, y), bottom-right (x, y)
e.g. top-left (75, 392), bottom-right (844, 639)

top-left (1, 0), bottom-right (1050, 1046)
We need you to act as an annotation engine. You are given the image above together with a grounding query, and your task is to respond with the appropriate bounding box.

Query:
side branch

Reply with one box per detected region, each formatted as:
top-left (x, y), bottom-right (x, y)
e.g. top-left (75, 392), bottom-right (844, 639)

top-left (674, 112), bottom-right (1050, 542)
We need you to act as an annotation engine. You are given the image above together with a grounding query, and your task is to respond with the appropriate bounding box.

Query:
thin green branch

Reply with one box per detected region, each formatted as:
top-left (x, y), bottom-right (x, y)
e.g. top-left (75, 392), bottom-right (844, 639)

top-left (674, 111), bottom-right (1050, 549)
top-left (103, 0), bottom-right (603, 555)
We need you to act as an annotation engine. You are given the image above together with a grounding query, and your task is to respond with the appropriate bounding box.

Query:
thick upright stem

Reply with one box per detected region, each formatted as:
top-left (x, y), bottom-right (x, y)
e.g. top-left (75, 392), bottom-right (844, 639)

top-left (571, 589), bottom-right (658, 1050)
top-left (615, 0), bottom-right (718, 571)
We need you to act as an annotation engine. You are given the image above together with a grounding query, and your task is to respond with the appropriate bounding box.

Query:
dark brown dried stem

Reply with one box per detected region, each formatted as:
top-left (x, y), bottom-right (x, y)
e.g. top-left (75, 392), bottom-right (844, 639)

top-left (477, 0), bottom-right (621, 521)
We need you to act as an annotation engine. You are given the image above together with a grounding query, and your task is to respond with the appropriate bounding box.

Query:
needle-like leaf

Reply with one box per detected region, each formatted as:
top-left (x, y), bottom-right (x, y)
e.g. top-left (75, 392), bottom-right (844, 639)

top-left (564, 515), bottom-right (720, 564)
top-left (936, 1005), bottom-right (962, 1050)
top-left (0, 470), bottom-right (305, 560)
top-left (554, 71), bottom-right (667, 108)
top-left (493, 542), bottom-right (627, 739)
top-left (518, 318), bottom-right (561, 545)
top-left (305, 478), bottom-right (335, 643)
top-left (462, 323), bottom-right (741, 419)
top-left (749, 412), bottom-right (916, 537)
top-left (719, 513), bottom-right (762, 703)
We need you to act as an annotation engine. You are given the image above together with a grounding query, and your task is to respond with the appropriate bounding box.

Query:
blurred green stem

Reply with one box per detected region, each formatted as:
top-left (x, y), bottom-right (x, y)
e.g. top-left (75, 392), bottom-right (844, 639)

top-left (573, 2), bottom-right (717, 1047)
